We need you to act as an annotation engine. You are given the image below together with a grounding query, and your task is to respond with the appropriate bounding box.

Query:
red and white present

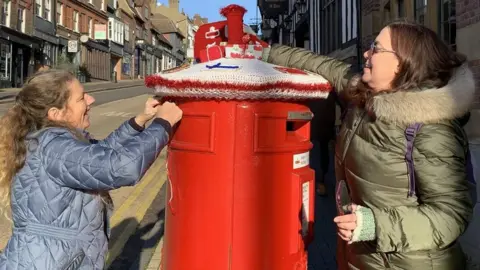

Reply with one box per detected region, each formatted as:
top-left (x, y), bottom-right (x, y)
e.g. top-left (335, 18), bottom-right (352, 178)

top-left (225, 44), bottom-right (263, 60)
top-left (199, 45), bottom-right (225, 62)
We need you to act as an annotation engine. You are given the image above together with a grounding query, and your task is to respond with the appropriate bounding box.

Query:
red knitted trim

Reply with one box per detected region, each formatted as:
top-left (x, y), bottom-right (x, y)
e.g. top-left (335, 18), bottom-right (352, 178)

top-left (220, 4), bottom-right (247, 17)
top-left (145, 75), bottom-right (332, 93)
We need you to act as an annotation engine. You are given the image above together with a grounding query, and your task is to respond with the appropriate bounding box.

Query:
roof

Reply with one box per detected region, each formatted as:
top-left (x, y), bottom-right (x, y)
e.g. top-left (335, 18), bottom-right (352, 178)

top-left (151, 26), bottom-right (173, 48)
top-left (151, 14), bottom-right (185, 39)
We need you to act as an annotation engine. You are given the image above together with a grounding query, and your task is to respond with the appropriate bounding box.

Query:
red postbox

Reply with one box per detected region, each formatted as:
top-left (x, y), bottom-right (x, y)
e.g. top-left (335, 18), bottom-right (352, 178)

top-left (145, 5), bottom-right (332, 270)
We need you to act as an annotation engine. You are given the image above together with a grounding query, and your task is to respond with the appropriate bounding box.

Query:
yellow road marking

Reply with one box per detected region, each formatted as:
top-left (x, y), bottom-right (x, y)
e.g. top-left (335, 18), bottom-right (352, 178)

top-left (106, 163), bottom-right (167, 268)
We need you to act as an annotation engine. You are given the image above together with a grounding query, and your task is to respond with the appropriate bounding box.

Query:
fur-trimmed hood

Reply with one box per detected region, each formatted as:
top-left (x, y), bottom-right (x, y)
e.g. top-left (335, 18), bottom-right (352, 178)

top-left (371, 64), bottom-right (476, 125)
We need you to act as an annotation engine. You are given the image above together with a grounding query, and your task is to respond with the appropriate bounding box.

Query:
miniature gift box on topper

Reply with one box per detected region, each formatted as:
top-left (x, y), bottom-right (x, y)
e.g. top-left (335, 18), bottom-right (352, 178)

top-left (145, 4), bottom-right (332, 101)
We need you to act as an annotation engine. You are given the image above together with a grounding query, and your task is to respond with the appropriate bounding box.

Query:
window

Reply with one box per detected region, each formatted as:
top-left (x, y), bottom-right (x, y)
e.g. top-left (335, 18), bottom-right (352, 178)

top-left (44, 0), bottom-right (51, 21)
top-left (122, 54), bottom-right (131, 75)
top-left (1, 1), bottom-right (11, 27)
top-left (124, 24), bottom-right (130, 41)
top-left (143, 29), bottom-right (148, 41)
top-left (17, 8), bottom-right (25, 32)
top-left (0, 43), bottom-right (11, 81)
top-left (341, 0), bottom-right (358, 44)
top-left (36, 0), bottom-right (42, 17)
top-left (43, 42), bottom-right (53, 66)
top-left (320, 0), bottom-right (341, 54)
top-left (73, 10), bottom-right (79, 32)
top-left (57, 2), bottom-right (63, 25)
top-left (136, 25), bottom-right (142, 38)
top-left (108, 17), bottom-right (124, 44)
top-left (88, 17), bottom-right (93, 38)
top-left (415, 0), bottom-right (427, 25)
top-left (438, 0), bottom-right (456, 50)
top-left (397, 0), bottom-right (405, 17)
top-left (144, 7), bottom-right (149, 19)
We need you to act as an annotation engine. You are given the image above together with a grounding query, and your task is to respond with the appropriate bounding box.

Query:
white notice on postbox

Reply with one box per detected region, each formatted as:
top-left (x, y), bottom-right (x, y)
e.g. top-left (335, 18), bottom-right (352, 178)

top-left (293, 152), bottom-right (309, 169)
top-left (301, 181), bottom-right (310, 237)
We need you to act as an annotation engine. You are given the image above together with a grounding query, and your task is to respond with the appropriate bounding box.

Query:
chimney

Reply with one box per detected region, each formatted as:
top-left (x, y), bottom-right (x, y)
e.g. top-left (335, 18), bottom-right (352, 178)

top-left (168, 0), bottom-right (179, 11)
top-left (220, 5), bottom-right (247, 44)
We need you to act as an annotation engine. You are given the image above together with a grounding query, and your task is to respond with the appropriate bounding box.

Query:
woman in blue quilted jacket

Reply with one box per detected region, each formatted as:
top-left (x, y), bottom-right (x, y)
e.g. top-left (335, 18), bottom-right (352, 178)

top-left (0, 69), bottom-right (182, 269)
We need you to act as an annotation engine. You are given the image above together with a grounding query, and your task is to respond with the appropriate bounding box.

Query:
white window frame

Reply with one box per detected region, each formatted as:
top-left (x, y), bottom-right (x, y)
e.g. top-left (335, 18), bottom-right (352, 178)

top-left (2, 1), bottom-right (11, 27)
top-left (17, 8), bottom-right (25, 32)
top-left (36, 0), bottom-right (43, 17)
top-left (73, 10), bottom-right (79, 32)
top-left (44, 0), bottom-right (51, 21)
top-left (57, 2), bottom-right (63, 26)
top-left (108, 17), bottom-right (124, 45)
top-left (88, 17), bottom-right (93, 38)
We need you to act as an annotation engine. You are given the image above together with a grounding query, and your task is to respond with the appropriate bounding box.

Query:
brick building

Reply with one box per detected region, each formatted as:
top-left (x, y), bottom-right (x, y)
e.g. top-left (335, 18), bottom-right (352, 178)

top-left (56, 0), bottom-right (110, 81)
top-left (0, 0), bottom-right (38, 87)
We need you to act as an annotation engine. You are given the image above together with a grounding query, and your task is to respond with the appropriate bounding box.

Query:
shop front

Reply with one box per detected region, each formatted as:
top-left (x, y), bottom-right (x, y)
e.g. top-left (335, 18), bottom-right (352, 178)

top-left (0, 26), bottom-right (39, 88)
top-left (81, 39), bottom-right (110, 82)
top-left (109, 41), bottom-right (123, 82)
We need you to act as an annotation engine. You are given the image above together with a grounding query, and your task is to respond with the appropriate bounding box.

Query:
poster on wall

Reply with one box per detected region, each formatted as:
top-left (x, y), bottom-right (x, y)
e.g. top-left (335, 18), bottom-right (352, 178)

top-left (94, 24), bottom-right (107, 40)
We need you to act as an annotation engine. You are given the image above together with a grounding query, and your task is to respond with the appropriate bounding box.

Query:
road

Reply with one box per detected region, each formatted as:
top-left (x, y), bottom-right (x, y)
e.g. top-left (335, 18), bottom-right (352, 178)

top-left (0, 85), bottom-right (153, 116)
top-left (0, 86), bottom-right (169, 269)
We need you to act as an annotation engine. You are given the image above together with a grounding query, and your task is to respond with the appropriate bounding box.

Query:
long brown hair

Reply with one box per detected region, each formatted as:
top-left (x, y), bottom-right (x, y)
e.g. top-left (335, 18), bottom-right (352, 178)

top-left (346, 20), bottom-right (466, 109)
top-left (0, 70), bottom-right (111, 218)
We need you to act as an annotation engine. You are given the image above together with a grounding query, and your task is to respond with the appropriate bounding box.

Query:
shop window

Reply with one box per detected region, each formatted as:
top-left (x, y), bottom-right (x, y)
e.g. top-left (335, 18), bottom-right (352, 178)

top-left (122, 54), bottom-right (131, 75)
top-left (438, 0), bottom-right (456, 50)
top-left (43, 43), bottom-right (54, 66)
top-left (0, 43), bottom-right (11, 84)
top-left (415, 0), bottom-right (427, 25)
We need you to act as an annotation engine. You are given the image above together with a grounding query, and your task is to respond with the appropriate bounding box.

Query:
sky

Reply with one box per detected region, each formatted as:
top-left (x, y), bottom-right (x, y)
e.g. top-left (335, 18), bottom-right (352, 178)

top-left (156, 0), bottom-right (260, 25)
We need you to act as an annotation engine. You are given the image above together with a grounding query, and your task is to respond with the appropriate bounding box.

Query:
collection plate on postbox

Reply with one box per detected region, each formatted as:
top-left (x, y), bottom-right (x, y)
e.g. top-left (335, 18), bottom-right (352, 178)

top-left (287, 111), bottom-right (313, 121)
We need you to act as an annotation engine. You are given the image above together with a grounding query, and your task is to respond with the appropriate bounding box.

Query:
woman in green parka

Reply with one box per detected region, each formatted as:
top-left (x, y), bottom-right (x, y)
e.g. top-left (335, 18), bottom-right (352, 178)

top-left (266, 21), bottom-right (475, 269)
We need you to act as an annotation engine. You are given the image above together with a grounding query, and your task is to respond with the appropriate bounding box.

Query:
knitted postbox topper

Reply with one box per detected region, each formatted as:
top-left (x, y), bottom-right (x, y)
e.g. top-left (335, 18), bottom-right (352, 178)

top-left (145, 4), bottom-right (332, 100)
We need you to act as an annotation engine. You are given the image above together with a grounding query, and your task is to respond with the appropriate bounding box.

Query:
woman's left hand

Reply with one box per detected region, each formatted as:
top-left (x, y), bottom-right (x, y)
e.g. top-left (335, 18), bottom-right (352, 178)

top-left (135, 97), bottom-right (161, 126)
top-left (333, 204), bottom-right (358, 241)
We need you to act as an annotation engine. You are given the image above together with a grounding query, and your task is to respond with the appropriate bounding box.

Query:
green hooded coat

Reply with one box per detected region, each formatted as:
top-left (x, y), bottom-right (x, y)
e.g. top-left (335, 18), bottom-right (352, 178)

top-left (265, 45), bottom-right (474, 269)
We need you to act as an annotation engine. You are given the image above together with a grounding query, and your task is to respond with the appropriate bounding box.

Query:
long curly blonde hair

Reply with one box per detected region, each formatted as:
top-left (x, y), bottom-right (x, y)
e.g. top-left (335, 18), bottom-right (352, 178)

top-left (0, 69), bottom-right (111, 219)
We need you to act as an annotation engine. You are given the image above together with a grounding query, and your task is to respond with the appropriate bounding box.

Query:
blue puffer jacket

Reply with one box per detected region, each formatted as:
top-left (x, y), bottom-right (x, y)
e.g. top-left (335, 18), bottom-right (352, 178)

top-left (0, 118), bottom-right (171, 270)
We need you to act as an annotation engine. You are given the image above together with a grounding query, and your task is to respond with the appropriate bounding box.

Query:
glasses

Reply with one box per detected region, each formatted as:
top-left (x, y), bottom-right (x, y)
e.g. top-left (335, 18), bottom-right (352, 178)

top-left (368, 42), bottom-right (396, 56)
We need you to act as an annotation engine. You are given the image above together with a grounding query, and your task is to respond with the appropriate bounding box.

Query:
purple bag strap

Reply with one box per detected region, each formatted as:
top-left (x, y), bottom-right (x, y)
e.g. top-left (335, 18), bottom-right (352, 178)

top-left (405, 123), bottom-right (423, 197)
